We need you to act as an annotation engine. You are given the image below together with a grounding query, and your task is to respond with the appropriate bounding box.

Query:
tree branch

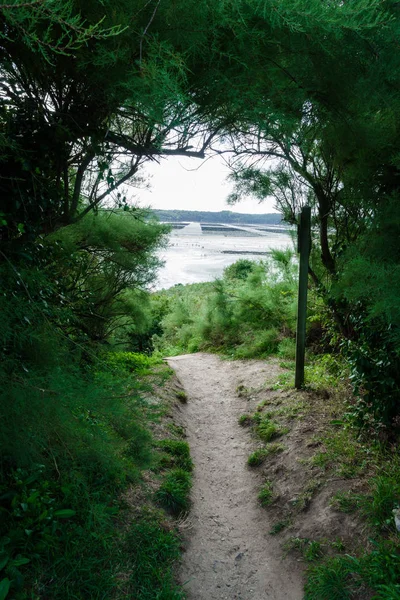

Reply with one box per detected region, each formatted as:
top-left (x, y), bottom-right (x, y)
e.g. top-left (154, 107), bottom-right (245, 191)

top-left (69, 150), bottom-right (95, 219)
top-left (105, 131), bottom-right (206, 159)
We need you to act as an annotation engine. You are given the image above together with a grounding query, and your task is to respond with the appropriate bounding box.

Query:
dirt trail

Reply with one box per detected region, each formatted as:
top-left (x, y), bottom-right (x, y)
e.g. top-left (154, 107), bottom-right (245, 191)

top-left (167, 353), bottom-right (304, 600)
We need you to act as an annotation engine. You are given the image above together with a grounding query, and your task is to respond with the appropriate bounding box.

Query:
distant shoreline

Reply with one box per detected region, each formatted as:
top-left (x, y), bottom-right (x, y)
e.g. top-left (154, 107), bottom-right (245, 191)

top-left (151, 208), bottom-right (283, 225)
top-left (221, 250), bottom-right (270, 255)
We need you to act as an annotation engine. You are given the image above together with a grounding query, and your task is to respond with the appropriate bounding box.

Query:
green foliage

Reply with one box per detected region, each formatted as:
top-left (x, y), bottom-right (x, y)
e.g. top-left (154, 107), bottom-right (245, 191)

top-left (336, 209), bottom-right (400, 430)
top-left (247, 445), bottom-right (284, 466)
top-left (239, 414), bottom-right (253, 426)
top-left (0, 234), bottom-right (185, 597)
top-left (175, 390), bottom-right (188, 403)
top-left (258, 481), bottom-right (274, 506)
top-left (269, 519), bottom-right (291, 535)
top-left (305, 540), bottom-right (400, 600)
top-left (0, 349), bottom-right (190, 598)
top-left (0, 0), bottom-right (124, 60)
top-left (157, 440), bottom-right (193, 472)
top-left (51, 210), bottom-right (168, 345)
top-left (0, 357), bottom-right (159, 596)
top-left (257, 418), bottom-right (280, 443)
top-left (153, 253), bottom-right (301, 359)
top-left (124, 514), bottom-right (185, 599)
top-left (248, 449), bottom-right (269, 467)
top-left (304, 354), bottom-right (346, 390)
top-left (108, 351), bottom-right (161, 374)
top-left (359, 475), bottom-right (400, 531)
top-left (344, 328), bottom-right (400, 432)
top-left (154, 469), bottom-right (192, 516)
top-left (223, 259), bottom-right (257, 281)
top-left (305, 556), bottom-right (355, 600)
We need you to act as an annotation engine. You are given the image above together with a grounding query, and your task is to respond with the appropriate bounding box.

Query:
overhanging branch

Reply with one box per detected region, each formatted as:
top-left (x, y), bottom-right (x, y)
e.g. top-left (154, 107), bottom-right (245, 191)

top-left (105, 131), bottom-right (206, 159)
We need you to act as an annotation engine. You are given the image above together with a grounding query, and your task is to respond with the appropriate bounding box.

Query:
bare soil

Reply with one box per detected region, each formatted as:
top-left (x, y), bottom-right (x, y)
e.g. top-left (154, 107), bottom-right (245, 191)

top-left (167, 353), bottom-right (305, 600)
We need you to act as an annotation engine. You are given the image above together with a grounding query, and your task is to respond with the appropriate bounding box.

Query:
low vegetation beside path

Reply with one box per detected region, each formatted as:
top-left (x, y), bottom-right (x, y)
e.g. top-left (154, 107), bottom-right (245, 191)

top-left (236, 360), bottom-right (400, 600)
top-left (150, 256), bottom-right (400, 600)
top-left (0, 352), bottom-right (192, 599)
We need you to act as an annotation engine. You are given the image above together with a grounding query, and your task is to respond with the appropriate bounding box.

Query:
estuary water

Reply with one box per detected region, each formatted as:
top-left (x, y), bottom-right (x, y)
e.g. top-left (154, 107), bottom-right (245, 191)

top-left (154, 222), bottom-right (293, 290)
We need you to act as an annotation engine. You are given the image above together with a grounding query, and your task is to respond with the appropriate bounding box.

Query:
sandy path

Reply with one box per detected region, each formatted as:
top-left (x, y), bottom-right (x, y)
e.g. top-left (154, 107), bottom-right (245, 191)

top-left (167, 353), bottom-right (304, 600)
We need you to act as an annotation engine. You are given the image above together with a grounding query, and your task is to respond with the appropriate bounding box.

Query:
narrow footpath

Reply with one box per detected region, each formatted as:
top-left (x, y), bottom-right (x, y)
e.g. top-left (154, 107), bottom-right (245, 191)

top-left (167, 353), bottom-right (304, 600)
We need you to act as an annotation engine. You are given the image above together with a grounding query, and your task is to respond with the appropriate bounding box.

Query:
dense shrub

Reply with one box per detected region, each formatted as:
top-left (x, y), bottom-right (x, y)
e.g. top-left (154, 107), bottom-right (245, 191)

top-left (152, 250), bottom-right (303, 358)
top-left (334, 205), bottom-right (400, 431)
top-left (0, 212), bottom-right (175, 598)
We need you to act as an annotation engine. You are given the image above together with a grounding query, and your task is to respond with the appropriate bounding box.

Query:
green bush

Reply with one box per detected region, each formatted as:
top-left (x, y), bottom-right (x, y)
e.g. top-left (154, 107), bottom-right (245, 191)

top-left (334, 205), bottom-right (400, 430)
top-left (152, 252), bottom-right (303, 359)
top-left (223, 259), bottom-right (257, 280)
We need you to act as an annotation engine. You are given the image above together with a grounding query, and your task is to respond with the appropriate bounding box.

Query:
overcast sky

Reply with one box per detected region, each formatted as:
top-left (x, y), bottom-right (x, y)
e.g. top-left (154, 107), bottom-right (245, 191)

top-left (134, 155), bottom-right (277, 214)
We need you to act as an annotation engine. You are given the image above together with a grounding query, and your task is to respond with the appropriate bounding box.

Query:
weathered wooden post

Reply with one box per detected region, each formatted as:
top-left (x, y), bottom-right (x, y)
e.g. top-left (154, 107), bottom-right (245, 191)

top-left (295, 206), bottom-right (311, 389)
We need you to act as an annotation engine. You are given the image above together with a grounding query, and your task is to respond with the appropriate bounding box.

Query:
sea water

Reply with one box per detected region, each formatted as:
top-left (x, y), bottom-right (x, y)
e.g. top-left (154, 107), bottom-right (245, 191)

top-left (154, 222), bottom-right (293, 290)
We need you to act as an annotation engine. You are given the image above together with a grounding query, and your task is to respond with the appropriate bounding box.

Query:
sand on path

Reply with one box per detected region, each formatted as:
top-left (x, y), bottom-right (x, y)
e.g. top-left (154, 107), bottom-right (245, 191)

top-left (167, 353), bottom-right (304, 600)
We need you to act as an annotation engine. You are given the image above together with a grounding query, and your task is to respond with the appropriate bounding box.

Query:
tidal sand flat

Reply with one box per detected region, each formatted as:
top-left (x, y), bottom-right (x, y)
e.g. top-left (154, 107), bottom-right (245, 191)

top-left (155, 222), bottom-right (293, 289)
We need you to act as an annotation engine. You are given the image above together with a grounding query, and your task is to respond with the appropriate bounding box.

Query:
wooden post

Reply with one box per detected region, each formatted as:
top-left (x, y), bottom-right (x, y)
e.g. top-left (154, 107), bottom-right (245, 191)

top-left (295, 206), bottom-right (311, 389)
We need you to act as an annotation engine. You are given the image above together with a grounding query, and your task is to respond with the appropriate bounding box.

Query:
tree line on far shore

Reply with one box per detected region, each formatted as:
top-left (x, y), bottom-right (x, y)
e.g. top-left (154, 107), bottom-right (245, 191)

top-left (151, 210), bottom-right (283, 225)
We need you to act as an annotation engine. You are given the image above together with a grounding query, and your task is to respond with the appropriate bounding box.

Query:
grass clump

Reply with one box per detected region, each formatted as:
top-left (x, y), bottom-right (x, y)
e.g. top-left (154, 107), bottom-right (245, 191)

top-left (272, 372), bottom-right (294, 390)
top-left (248, 443), bottom-right (284, 466)
top-left (125, 511), bottom-right (185, 599)
top-left (157, 439), bottom-right (193, 472)
top-left (310, 428), bottom-right (372, 478)
top-left (256, 416), bottom-right (286, 442)
top-left (278, 338), bottom-right (296, 360)
top-left (167, 423), bottom-right (186, 438)
top-left (305, 540), bottom-right (400, 600)
top-left (258, 480), bottom-right (274, 506)
top-left (330, 490), bottom-right (360, 514)
top-left (269, 519), bottom-right (291, 535)
top-left (236, 384), bottom-right (248, 397)
top-left (290, 479), bottom-right (321, 512)
top-left (107, 351), bottom-right (161, 375)
top-left (285, 537), bottom-right (324, 562)
top-left (248, 449), bottom-right (269, 466)
top-left (359, 474), bottom-right (400, 531)
top-left (304, 556), bottom-right (355, 599)
top-left (154, 468), bottom-right (192, 515)
top-left (175, 390), bottom-right (188, 403)
top-left (239, 414), bottom-right (253, 426)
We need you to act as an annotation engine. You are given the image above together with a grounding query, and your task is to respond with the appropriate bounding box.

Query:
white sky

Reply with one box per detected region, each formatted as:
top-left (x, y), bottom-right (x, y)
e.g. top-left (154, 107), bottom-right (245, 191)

top-left (134, 155), bottom-right (278, 214)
